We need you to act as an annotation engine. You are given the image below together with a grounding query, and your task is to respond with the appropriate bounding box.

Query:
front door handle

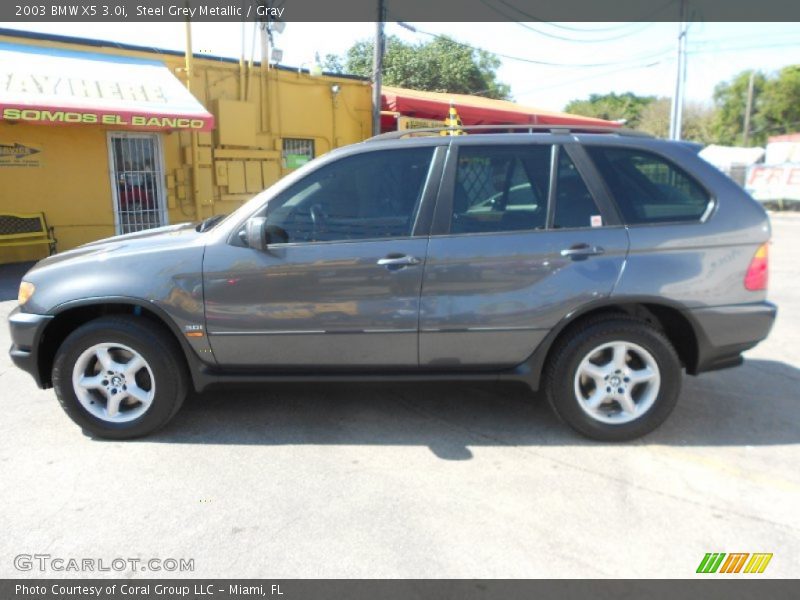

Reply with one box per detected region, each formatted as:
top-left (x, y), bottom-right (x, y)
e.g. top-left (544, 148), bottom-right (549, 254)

top-left (377, 254), bottom-right (421, 269)
top-left (560, 243), bottom-right (605, 258)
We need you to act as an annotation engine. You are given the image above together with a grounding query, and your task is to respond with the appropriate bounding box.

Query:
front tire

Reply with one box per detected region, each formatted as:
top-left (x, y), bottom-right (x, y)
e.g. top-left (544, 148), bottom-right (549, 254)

top-left (52, 316), bottom-right (188, 439)
top-left (544, 315), bottom-right (682, 441)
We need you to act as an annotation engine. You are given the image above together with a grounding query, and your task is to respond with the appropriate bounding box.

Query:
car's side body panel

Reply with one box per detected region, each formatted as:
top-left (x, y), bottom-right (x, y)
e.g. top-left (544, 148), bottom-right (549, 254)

top-left (18, 224), bottom-right (212, 362)
top-left (7, 132), bottom-right (776, 401)
top-left (418, 227), bottom-right (629, 367)
top-left (577, 136), bottom-right (771, 306)
top-left (575, 136), bottom-right (774, 375)
top-left (202, 237), bottom-right (429, 367)
top-left (418, 138), bottom-right (628, 368)
top-left (201, 142), bottom-right (447, 368)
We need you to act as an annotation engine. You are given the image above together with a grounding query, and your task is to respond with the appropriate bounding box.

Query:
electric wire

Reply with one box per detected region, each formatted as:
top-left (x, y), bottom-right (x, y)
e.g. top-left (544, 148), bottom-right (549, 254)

top-left (390, 19), bottom-right (674, 68)
top-left (490, 0), bottom-right (678, 32)
top-left (479, 0), bottom-right (658, 43)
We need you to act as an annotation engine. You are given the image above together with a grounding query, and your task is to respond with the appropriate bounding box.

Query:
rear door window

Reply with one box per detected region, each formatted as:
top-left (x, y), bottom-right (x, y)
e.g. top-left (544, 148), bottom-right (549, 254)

top-left (585, 146), bottom-right (712, 224)
top-left (450, 145), bottom-right (551, 234)
top-left (553, 148), bottom-right (603, 229)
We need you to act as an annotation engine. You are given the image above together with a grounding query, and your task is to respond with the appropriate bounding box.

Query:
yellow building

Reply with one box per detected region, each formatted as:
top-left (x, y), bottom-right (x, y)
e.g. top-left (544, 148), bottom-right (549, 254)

top-left (0, 28), bottom-right (372, 263)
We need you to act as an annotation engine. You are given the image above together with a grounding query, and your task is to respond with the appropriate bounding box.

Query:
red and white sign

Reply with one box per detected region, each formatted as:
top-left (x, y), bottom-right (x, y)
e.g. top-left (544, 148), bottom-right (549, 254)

top-left (746, 164), bottom-right (800, 201)
top-left (0, 41), bottom-right (214, 131)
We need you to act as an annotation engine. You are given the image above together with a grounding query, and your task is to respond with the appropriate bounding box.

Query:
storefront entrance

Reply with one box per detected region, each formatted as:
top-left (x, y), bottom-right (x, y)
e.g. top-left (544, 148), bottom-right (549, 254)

top-left (107, 132), bottom-right (168, 234)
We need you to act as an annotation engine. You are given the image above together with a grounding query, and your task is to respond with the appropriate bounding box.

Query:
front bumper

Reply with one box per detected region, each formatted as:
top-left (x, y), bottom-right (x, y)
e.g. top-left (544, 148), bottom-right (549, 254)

top-left (690, 301), bottom-right (777, 374)
top-left (8, 307), bottom-right (53, 388)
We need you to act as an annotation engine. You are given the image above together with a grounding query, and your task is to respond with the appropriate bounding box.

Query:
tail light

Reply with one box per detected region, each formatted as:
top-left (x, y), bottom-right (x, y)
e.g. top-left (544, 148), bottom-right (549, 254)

top-left (744, 243), bottom-right (769, 291)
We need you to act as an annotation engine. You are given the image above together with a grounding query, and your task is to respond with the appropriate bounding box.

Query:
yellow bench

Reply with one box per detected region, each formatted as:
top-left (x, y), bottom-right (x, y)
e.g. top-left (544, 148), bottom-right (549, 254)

top-left (0, 213), bottom-right (57, 255)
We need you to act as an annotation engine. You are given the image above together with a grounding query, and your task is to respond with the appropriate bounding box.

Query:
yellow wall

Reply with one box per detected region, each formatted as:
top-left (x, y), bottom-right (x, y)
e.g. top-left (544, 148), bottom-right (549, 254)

top-left (0, 122), bottom-right (116, 262)
top-left (0, 33), bottom-right (373, 263)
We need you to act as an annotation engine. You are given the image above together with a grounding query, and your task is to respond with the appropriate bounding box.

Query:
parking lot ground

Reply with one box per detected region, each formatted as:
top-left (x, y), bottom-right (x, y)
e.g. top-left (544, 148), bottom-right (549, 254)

top-left (1, 213), bottom-right (798, 578)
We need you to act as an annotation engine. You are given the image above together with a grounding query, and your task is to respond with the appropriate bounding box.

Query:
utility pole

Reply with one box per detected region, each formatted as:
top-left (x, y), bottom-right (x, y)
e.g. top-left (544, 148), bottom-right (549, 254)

top-left (184, 16), bottom-right (201, 219)
top-left (669, 0), bottom-right (688, 141)
top-left (260, 20), bottom-right (270, 132)
top-left (372, 0), bottom-right (385, 136)
top-left (742, 70), bottom-right (756, 146)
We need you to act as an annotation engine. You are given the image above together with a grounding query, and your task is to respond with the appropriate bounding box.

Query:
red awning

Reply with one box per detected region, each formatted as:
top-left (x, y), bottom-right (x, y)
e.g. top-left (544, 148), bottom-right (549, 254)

top-left (0, 41), bottom-right (214, 132)
top-left (381, 86), bottom-right (618, 128)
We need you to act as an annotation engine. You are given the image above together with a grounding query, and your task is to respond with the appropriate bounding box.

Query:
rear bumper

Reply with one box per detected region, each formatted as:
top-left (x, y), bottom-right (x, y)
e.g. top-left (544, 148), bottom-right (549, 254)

top-left (8, 307), bottom-right (53, 388)
top-left (689, 301), bottom-right (776, 374)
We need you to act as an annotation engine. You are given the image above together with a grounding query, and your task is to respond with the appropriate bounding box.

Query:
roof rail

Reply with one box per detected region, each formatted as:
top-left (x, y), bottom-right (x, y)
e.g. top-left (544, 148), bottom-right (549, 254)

top-left (366, 123), bottom-right (653, 142)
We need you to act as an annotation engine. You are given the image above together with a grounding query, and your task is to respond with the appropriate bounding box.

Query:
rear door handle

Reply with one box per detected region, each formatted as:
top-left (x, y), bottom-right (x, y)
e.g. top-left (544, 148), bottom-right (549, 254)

top-left (377, 254), bottom-right (421, 269)
top-left (560, 243), bottom-right (605, 258)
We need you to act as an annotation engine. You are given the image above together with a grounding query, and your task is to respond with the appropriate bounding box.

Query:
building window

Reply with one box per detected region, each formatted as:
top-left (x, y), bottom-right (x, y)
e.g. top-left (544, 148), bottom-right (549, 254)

top-left (282, 139), bottom-right (315, 170)
top-left (108, 133), bottom-right (167, 235)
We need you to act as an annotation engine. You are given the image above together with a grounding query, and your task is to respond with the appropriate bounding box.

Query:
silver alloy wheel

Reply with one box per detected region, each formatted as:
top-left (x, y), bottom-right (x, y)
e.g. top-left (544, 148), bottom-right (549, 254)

top-left (573, 341), bottom-right (661, 425)
top-left (71, 342), bottom-right (155, 423)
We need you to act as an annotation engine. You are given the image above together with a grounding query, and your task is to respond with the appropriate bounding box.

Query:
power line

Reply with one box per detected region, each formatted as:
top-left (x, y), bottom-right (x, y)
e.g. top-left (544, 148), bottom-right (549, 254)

top-left (529, 21), bottom-right (657, 34)
top-left (390, 19), bottom-right (796, 113)
top-left (490, 0), bottom-right (677, 32)
top-left (689, 41), bottom-right (800, 54)
top-left (479, 0), bottom-right (657, 43)
top-left (512, 57), bottom-right (673, 97)
top-left (691, 32), bottom-right (800, 45)
top-left (391, 20), bottom-right (674, 69)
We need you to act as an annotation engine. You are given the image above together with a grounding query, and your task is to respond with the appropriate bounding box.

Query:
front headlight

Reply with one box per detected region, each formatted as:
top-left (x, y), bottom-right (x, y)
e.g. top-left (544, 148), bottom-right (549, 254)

top-left (18, 281), bottom-right (35, 305)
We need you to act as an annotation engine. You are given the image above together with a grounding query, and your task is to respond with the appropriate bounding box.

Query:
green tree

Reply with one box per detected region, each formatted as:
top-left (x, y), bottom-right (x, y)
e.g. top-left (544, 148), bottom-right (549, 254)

top-left (564, 92), bottom-right (656, 128)
top-left (682, 102), bottom-right (716, 144)
top-left (330, 35), bottom-right (511, 100)
top-left (321, 53), bottom-right (344, 74)
top-left (710, 70), bottom-right (768, 146)
top-left (638, 97), bottom-right (715, 144)
top-left (636, 97), bottom-right (670, 138)
top-left (711, 67), bottom-right (800, 146)
top-left (760, 65), bottom-right (800, 140)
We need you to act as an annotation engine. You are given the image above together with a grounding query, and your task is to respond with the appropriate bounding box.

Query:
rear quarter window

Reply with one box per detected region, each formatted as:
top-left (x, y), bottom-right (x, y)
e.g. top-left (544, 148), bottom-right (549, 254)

top-left (585, 146), bottom-right (712, 224)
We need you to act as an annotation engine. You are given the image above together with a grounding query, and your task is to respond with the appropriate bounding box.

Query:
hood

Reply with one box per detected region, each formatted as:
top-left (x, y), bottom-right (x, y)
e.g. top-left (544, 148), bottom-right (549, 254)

top-left (28, 222), bottom-right (201, 273)
top-left (86, 222), bottom-right (196, 246)
top-left (18, 221), bottom-right (207, 316)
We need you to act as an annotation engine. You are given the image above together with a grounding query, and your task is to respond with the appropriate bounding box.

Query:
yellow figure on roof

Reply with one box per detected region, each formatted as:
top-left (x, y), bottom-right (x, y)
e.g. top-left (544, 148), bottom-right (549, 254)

top-left (440, 101), bottom-right (466, 135)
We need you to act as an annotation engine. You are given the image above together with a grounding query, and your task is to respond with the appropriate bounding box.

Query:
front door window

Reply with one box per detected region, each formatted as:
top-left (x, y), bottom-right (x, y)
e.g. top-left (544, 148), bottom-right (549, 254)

top-left (260, 147), bottom-right (435, 244)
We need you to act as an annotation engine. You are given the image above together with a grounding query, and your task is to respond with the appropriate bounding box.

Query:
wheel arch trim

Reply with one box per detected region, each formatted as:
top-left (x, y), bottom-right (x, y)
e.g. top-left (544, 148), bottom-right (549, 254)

top-left (509, 295), bottom-right (704, 390)
top-left (40, 296), bottom-right (208, 390)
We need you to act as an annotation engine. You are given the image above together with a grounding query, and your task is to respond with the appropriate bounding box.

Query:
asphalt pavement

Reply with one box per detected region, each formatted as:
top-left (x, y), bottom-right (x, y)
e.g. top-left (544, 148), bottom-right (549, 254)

top-left (1, 214), bottom-right (798, 578)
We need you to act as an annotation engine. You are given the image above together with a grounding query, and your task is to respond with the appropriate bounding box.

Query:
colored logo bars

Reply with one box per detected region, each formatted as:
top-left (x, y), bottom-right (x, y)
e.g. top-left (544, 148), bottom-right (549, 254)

top-left (696, 553), bottom-right (773, 574)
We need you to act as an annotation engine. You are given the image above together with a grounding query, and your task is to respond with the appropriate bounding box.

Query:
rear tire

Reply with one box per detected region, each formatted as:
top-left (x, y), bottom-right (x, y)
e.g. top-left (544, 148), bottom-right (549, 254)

top-left (544, 315), bottom-right (682, 441)
top-left (52, 316), bottom-right (188, 439)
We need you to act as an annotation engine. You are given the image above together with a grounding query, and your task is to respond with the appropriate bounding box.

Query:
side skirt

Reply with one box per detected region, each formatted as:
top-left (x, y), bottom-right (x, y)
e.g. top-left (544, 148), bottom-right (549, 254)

top-left (189, 362), bottom-right (540, 393)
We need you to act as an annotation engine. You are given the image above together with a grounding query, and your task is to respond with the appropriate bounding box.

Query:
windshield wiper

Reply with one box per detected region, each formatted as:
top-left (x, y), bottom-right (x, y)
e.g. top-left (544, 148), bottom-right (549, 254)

top-left (196, 214), bottom-right (226, 232)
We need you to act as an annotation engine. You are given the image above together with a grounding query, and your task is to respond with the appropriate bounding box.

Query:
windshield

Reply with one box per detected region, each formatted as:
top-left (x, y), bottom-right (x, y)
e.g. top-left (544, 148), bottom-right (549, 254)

top-left (201, 148), bottom-right (349, 234)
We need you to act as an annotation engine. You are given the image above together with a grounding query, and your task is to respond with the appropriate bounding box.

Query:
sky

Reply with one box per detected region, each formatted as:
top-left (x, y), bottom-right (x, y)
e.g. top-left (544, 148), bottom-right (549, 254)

top-left (0, 20), bottom-right (797, 111)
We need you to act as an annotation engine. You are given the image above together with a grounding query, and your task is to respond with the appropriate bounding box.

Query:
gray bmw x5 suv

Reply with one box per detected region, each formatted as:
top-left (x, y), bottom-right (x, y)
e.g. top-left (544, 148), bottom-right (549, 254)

top-left (9, 127), bottom-right (775, 441)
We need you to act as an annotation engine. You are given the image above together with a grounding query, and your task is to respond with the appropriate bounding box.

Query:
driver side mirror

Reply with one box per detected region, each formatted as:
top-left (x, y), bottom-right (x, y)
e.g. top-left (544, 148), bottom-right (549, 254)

top-left (242, 218), bottom-right (290, 250)
top-left (244, 217), bottom-right (267, 251)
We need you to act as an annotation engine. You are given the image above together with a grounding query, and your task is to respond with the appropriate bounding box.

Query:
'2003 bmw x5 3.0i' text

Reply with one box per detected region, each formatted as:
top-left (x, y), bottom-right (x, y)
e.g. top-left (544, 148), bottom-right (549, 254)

top-left (9, 127), bottom-right (776, 441)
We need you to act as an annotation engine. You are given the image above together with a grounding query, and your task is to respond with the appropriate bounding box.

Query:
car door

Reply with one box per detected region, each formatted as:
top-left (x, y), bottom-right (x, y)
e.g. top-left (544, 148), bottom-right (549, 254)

top-left (419, 139), bottom-right (629, 368)
top-left (203, 145), bottom-right (445, 368)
